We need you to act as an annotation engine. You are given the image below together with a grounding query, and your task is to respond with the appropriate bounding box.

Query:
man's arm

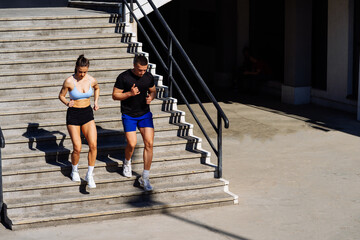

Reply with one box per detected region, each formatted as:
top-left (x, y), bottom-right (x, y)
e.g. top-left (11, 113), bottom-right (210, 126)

top-left (112, 84), bottom-right (140, 101)
top-left (146, 85), bottom-right (156, 104)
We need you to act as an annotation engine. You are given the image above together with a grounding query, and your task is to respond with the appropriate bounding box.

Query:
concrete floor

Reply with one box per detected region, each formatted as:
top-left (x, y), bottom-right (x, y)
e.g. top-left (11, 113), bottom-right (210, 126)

top-left (1, 94), bottom-right (360, 240)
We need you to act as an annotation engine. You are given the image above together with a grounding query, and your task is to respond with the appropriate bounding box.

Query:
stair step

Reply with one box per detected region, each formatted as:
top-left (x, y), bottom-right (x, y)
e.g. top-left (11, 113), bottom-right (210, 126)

top-left (1, 135), bottom-right (200, 160)
top-left (7, 182), bottom-right (226, 220)
top-left (3, 163), bottom-right (214, 193)
top-left (0, 14), bottom-right (118, 28)
top-left (7, 178), bottom-right (223, 210)
top-left (1, 123), bottom-right (187, 153)
top-left (0, 55), bottom-right (134, 71)
top-left (0, 85), bottom-right (168, 109)
top-left (0, 99), bottom-right (163, 113)
top-left (68, 0), bottom-right (121, 8)
top-left (0, 93), bottom-right (117, 110)
top-left (3, 123), bottom-right (190, 153)
top-left (0, 107), bottom-right (174, 128)
top-left (1, 130), bottom-right (199, 169)
top-left (0, 99), bottom-right (166, 123)
top-left (0, 64), bottom-right (156, 82)
top-left (10, 192), bottom-right (233, 230)
top-left (5, 171), bottom-right (224, 222)
top-left (0, 23), bottom-right (124, 38)
top-left (0, 34), bottom-right (138, 49)
top-left (4, 118), bottom-right (186, 142)
top-left (68, 1), bottom-right (122, 14)
top-left (0, 43), bottom-right (131, 62)
top-left (0, 42), bottom-right (128, 54)
top-left (3, 112), bottom-right (179, 141)
top-left (0, 75), bottom-right (164, 96)
top-left (0, 93), bottom-right (164, 112)
top-left (2, 149), bottom-right (204, 176)
top-left (1, 108), bottom-right (179, 138)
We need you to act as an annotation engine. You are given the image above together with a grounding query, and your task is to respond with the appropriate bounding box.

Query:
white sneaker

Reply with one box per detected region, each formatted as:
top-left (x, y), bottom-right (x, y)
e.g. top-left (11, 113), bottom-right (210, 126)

top-left (123, 163), bottom-right (132, 178)
top-left (85, 174), bottom-right (96, 188)
top-left (71, 171), bottom-right (81, 182)
top-left (139, 177), bottom-right (153, 191)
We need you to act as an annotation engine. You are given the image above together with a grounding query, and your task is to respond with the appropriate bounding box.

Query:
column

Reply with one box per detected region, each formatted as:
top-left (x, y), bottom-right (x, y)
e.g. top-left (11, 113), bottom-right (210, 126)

top-left (282, 0), bottom-right (312, 105)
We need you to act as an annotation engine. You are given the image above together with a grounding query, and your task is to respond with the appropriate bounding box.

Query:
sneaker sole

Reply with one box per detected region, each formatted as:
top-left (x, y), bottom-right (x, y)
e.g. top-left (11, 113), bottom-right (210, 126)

top-left (123, 172), bottom-right (133, 178)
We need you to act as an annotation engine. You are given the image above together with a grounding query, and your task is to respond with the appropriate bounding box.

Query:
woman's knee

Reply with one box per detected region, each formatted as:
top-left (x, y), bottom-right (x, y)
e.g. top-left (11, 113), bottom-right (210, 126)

top-left (88, 142), bottom-right (97, 152)
top-left (73, 145), bottom-right (82, 154)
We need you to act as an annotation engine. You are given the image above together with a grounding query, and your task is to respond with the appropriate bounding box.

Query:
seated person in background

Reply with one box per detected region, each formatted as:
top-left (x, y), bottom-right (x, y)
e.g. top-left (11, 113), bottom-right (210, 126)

top-left (239, 47), bottom-right (272, 94)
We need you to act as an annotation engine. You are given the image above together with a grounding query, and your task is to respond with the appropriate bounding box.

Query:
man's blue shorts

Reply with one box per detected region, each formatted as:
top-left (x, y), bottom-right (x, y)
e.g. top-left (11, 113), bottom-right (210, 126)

top-left (122, 112), bottom-right (154, 132)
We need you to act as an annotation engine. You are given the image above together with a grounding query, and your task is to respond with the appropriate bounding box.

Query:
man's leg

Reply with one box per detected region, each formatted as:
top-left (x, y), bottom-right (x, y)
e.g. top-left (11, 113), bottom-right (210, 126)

top-left (123, 131), bottom-right (137, 177)
top-left (139, 127), bottom-right (154, 171)
top-left (138, 127), bottom-right (154, 191)
top-left (125, 131), bottom-right (137, 161)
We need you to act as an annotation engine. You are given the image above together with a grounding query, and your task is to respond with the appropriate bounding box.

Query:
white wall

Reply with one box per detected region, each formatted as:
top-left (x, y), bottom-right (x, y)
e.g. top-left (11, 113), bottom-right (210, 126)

top-left (312, 0), bottom-right (356, 112)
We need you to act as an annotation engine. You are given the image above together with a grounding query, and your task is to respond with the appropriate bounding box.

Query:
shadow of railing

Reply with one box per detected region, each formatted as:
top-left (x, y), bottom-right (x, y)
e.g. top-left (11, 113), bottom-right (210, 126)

top-left (162, 210), bottom-right (252, 240)
top-left (125, 191), bottom-right (251, 240)
top-left (22, 123), bottom-right (71, 178)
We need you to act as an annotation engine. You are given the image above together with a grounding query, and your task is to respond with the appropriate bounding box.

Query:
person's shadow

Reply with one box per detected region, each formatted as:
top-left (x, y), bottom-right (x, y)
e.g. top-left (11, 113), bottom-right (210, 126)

top-left (95, 125), bottom-right (128, 176)
top-left (22, 123), bottom-right (71, 177)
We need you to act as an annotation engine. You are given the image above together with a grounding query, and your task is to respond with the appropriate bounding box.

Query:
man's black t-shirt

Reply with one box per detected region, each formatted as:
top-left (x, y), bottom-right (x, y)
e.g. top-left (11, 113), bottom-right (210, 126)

top-left (114, 69), bottom-right (155, 117)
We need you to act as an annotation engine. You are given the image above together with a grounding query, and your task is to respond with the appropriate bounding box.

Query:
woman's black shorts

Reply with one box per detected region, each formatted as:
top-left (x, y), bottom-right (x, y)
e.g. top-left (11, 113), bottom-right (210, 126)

top-left (66, 106), bottom-right (94, 126)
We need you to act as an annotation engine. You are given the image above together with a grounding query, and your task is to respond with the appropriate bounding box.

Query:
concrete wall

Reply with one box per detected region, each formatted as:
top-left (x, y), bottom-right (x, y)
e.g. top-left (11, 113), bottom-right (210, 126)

top-left (311, 0), bottom-right (356, 113)
top-left (0, 0), bottom-right (68, 8)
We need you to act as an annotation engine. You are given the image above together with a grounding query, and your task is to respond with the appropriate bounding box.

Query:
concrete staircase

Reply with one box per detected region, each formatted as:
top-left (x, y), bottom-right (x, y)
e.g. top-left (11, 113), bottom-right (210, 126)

top-left (68, 0), bottom-right (173, 17)
top-left (0, 8), bottom-right (237, 230)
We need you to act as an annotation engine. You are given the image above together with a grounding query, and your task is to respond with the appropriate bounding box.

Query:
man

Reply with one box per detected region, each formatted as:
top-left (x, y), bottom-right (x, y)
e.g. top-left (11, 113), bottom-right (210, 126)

top-left (112, 55), bottom-right (156, 191)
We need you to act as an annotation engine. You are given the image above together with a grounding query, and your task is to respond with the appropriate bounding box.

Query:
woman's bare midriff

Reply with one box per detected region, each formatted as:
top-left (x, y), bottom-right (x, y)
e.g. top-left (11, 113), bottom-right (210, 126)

top-left (73, 98), bottom-right (91, 108)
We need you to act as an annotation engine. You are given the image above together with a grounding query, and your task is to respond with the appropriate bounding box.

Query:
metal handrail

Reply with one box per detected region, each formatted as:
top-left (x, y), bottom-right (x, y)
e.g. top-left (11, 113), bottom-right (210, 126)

top-left (122, 0), bottom-right (229, 178)
top-left (0, 127), bottom-right (5, 218)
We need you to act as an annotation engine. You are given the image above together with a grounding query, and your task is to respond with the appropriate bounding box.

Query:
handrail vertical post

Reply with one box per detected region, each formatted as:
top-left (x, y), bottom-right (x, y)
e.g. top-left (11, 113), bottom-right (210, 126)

top-left (167, 34), bottom-right (173, 97)
top-left (217, 112), bottom-right (222, 178)
top-left (120, 0), bottom-right (126, 22)
top-left (0, 127), bottom-right (5, 218)
top-left (130, 0), bottom-right (134, 23)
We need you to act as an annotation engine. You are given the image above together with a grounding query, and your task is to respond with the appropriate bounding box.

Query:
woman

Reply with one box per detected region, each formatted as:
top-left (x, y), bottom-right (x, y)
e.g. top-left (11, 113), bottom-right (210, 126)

top-left (59, 54), bottom-right (100, 188)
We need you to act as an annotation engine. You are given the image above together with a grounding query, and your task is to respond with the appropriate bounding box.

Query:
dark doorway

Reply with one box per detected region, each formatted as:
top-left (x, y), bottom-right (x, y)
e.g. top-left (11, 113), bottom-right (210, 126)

top-left (312, 0), bottom-right (328, 91)
top-left (249, 0), bottom-right (285, 83)
top-left (352, 0), bottom-right (360, 99)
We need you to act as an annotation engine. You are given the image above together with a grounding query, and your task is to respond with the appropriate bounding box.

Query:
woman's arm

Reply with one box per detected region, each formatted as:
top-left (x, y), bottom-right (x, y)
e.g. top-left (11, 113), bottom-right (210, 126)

top-left (92, 77), bottom-right (100, 111)
top-left (58, 78), bottom-right (74, 107)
